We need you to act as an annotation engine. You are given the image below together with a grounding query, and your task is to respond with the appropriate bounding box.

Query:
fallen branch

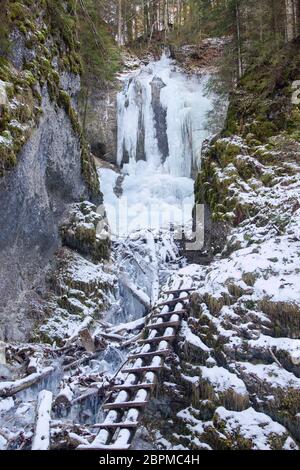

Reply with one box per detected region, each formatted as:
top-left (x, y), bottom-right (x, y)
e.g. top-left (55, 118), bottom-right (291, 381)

top-left (108, 315), bottom-right (149, 336)
top-left (120, 274), bottom-right (151, 309)
top-left (268, 348), bottom-right (283, 368)
top-left (72, 387), bottom-right (105, 405)
top-left (63, 353), bottom-right (99, 372)
top-left (0, 367), bottom-right (54, 398)
top-left (121, 332), bottom-right (143, 348)
top-left (32, 390), bottom-right (53, 451)
top-left (98, 332), bottom-right (124, 343)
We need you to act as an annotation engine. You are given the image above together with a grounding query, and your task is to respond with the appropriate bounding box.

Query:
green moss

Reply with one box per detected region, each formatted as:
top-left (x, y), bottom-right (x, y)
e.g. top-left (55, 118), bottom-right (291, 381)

top-left (8, 2), bottom-right (27, 22)
top-left (0, 0), bottom-right (103, 200)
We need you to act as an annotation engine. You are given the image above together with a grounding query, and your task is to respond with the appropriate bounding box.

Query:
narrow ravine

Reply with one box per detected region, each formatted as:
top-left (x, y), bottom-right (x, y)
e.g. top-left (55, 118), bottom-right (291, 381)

top-left (73, 52), bottom-right (217, 447)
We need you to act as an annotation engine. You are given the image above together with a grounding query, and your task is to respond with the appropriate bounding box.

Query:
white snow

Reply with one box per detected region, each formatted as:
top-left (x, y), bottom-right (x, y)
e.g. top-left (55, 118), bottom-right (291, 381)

top-left (0, 397), bottom-right (14, 413)
top-left (215, 407), bottom-right (297, 450)
top-left (181, 320), bottom-right (211, 352)
top-left (200, 366), bottom-right (248, 397)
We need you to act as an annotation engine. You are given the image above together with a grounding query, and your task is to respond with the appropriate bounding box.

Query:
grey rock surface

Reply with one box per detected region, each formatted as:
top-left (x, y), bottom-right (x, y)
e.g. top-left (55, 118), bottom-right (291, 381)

top-left (81, 82), bottom-right (120, 164)
top-left (0, 85), bottom-right (88, 341)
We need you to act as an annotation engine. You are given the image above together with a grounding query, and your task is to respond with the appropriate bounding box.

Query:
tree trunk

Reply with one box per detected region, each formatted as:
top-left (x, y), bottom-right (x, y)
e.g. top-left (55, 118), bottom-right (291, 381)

top-left (32, 390), bottom-right (53, 451)
top-left (285, 0), bottom-right (297, 41)
top-left (118, 0), bottom-right (123, 45)
top-left (235, 0), bottom-right (243, 79)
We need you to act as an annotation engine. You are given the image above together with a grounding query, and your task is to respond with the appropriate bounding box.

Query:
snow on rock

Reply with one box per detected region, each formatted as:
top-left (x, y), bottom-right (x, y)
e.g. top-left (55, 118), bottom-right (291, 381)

top-left (237, 362), bottom-right (300, 390)
top-left (213, 407), bottom-right (298, 450)
top-left (38, 249), bottom-right (117, 344)
top-left (200, 366), bottom-right (249, 402)
top-left (0, 397), bottom-right (14, 413)
top-left (180, 320), bottom-right (211, 355)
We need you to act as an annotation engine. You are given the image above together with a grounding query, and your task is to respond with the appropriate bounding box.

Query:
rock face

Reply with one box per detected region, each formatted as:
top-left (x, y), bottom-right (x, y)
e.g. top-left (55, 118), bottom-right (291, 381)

top-left (151, 77), bottom-right (169, 163)
top-left (0, 84), bottom-right (89, 341)
top-left (81, 84), bottom-right (120, 164)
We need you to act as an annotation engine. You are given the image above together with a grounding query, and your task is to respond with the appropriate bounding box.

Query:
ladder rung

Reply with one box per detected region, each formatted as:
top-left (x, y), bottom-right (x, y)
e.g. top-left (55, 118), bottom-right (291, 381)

top-left (112, 382), bottom-right (155, 392)
top-left (155, 297), bottom-right (189, 308)
top-left (78, 444), bottom-right (131, 450)
top-left (145, 320), bottom-right (180, 330)
top-left (163, 288), bottom-right (195, 295)
top-left (128, 349), bottom-right (170, 360)
top-left (122, 365), bottom-right (163, 374)
top-left (93, 422), bottom-right (139, 429)
top-left (151, 310), bottom-right (187, 319)
top-left (103, 401), bottom-right (148, 410)
top-left (139, 335), bottom-right (175, 345)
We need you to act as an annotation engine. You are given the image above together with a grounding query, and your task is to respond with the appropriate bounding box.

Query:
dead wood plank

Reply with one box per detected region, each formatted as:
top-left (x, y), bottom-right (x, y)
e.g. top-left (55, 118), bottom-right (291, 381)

top-left (151, 310), bottom-right (187, 319)
top-left (139, 335), bottom-right (176, 345)
top-left (93, 422), bottom-right (139, 429)
top-left (122, 365), bottom-right (163, 374)
top-left (163, 288), bottom-right (196, 295)
top-left (154, 297), bottom-right (189, 308)
top-left (103, 400), bottom-right (149, 410)
top-left (128, 349), bottom-right (170, 360)
top-left (78, 444), bottom-right (131, 450)
top-left (145, 321), bottom-right (180, 330)
top-left (111, 383), bottom-right (155, 392)
top-left (0, 367), bottom-right (54, 398)
top-left (32, 390), bottom-right (53, 451)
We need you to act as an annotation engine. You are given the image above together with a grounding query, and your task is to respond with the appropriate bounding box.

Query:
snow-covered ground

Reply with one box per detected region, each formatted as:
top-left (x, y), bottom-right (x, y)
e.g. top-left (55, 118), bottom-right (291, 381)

top-left (134, 133), bottom-right (300, 451)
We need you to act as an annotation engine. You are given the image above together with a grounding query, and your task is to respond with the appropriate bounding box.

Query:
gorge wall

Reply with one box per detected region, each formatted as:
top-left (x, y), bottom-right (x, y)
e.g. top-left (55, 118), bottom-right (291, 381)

top-left (0, 1), bottom-right (101, 341)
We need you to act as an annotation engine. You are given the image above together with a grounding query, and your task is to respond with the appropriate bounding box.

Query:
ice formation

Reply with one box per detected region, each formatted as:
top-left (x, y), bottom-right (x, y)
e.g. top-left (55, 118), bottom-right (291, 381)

top-left (99, 53), bottom-right (213, 236)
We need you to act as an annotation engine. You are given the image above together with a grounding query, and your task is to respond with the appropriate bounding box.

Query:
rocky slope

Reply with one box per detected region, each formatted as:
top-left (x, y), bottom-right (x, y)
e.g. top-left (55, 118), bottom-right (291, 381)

top-left (134, 39), bottom-right (300, 450)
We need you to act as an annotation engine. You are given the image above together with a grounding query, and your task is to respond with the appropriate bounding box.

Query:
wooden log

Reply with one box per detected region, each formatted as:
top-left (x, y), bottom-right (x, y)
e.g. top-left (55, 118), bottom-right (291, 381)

top-left (0, 341), bottom-right (6, 364)
top-left (99, 332), bottom-right (124, 343)
top-left (65, 316), bottom-right (94, 346)
top-left (0, 367), bottom-right (54, 398)
top-left (32, 390), bottom-right (53, 451)
top-left (120, 274), bottom-right (151, 309)
top-left (152, 310), bottom-right (187, 319)
top-left (68, 432), bottom-right (90, 448)
top-left (112, 383), bottom-right (155, 392)
top-left (122, 365), bottom-right (163, 374)
top-left (163, 288), bottom-right (195, 295)
top-left (54, 385), bottom-right (74, 408)
top-left (102, 400), bottom-right (148, 410)
top-left (80, 328), bottom-right (96, 353)
top-left (72, 387), bottom-right (105, 405)
top-left (93, 422), bottom-right (139, 429)
top-left (78, 443), bottom-right (131, 451)
top-left (63, 353), bottom-right (99, 372)
top-left (154, 297), bottom-right (189, 308)
top-left (128, 349), bottom-right (170, 360)
top-left (145, 320), bottom-right (180, 330)
top-left (139, 335), bottom-right (175, 345)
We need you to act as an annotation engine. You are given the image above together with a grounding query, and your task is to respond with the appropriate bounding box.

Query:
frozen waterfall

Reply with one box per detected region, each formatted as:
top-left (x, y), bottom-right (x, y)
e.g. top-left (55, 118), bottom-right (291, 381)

top-left (99, 52), bottom-right (213, 237)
